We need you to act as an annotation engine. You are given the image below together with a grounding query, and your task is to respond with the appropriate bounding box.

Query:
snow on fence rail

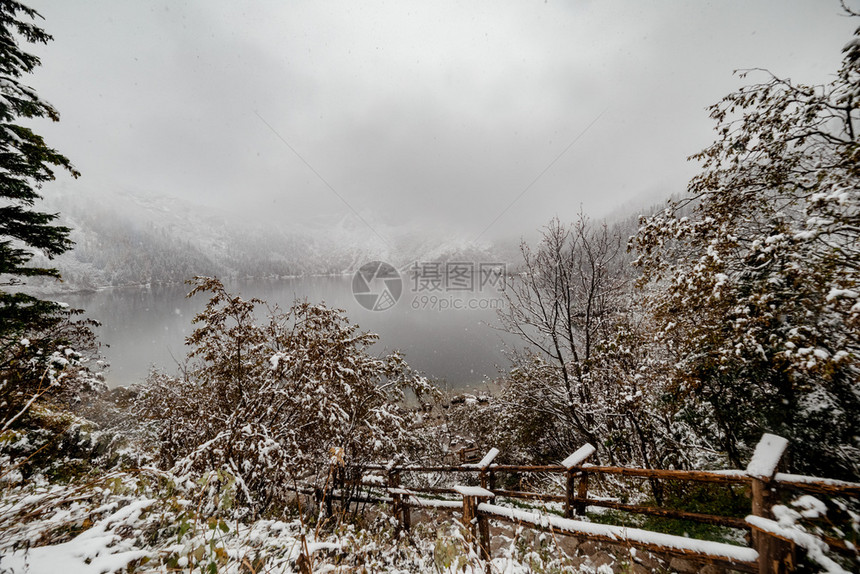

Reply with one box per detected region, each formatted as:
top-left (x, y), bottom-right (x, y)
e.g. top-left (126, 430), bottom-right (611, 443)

top-left (481, 502), bottom-right (759, 571)
top-left (356, 434), bottom-right (860, 573)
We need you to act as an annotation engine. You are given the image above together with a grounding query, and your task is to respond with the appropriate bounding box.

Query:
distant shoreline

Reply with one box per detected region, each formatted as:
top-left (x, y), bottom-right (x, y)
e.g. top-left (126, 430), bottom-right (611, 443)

top-left (13, 271), bottom-right (357, 298)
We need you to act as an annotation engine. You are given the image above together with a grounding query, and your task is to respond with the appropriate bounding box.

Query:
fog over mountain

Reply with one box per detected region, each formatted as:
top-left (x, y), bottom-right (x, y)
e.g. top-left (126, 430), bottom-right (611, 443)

top-left (31, 186), bottom-right (523, 292)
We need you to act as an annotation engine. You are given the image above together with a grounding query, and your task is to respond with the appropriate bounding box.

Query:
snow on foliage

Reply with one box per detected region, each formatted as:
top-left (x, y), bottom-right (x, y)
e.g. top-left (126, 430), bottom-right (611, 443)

top-left (632, 23), bottom-right (860, 479)
top-left (135, 277), bottom-right (436, 518)
top-left (0, 468), bottom-right (410, 573)
top-left (0, 467), bottom-right (626, 574)
top-left (1, 308), bottom-right (106, 433)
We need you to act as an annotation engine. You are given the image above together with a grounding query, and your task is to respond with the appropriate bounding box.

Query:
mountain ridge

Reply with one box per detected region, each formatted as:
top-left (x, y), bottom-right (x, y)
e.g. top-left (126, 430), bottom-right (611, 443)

top-left (27, 187), bottom-right (520, 293)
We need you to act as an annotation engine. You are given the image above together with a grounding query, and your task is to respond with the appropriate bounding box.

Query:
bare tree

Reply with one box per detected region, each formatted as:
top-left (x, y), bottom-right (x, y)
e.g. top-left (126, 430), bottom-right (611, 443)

top-left (497, 215), bottom-right (630, 461)
top-left (491, 214), bottom-right (696, 505)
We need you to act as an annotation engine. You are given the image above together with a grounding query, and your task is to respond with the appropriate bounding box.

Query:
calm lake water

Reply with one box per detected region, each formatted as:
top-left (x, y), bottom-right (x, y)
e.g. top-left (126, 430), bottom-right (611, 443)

top-left (57, 276), bottom-right (515, 391)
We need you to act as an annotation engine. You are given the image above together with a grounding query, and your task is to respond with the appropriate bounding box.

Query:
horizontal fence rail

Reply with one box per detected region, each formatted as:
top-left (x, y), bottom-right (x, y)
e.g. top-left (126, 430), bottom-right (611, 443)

top-left (320, 434), bottom-right (860, 573)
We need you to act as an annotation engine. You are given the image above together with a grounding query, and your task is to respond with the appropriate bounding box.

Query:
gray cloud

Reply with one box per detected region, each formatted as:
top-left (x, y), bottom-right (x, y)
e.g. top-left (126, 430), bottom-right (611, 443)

top-left (28, 0), bottom-right (858, 242)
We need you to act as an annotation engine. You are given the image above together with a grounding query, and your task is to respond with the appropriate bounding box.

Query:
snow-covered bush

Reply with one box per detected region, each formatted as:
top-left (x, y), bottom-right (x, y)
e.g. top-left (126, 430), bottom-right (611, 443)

top-left (632, 21), bottom-right (860, 478)
top-left (0, 307), bottom-right (106, 434)
top-left (0, 468), bottom-right (327, 573)
top-left (136, 277), bottom-right (435, 518)
top-left (0, 465), bottom-right (607, 574)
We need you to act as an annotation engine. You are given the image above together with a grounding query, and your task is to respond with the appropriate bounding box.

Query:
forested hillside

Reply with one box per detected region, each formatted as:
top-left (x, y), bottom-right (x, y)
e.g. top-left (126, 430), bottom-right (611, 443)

top-left (27, 188), bottom-right (519, 291)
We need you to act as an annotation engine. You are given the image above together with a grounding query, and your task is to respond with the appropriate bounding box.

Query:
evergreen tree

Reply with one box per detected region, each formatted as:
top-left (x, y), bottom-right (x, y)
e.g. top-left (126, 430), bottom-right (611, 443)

top-left (1, 0), bottom-right (79, 339)
top-left (0, 2), bottom-right (102, 430)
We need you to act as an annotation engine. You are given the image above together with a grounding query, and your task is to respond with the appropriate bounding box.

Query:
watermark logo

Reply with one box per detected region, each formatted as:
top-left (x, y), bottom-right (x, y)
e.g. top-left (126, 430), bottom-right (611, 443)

top-left (352, 261), bottom-right (402, 311)
top-left (410, 262), bottom-right (506, 293)
top-left (353, 260), bottom-right (507, 312)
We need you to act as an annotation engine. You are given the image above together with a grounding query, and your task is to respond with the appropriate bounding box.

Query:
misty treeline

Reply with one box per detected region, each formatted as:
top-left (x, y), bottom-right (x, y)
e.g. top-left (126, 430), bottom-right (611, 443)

top-left (29, 193), bottom-right (514, 291)
top-left (29, 202), bottom-right (351, 289)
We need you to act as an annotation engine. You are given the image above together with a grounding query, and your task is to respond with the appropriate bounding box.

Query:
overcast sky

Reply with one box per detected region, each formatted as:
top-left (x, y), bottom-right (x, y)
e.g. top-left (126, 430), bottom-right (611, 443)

top-left (26, 0), bottom-right (859, 242)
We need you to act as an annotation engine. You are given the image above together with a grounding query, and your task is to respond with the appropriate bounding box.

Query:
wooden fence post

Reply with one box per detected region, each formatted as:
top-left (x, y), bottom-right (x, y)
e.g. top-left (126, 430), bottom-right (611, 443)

top-left (562, 444), bottom-right (596, 517)
top-left (387, 486), bottom-right (412, 531)
top-left (402, 496), bottom-right (411, 531)
top-left (455, 485), bottom-right (495, 561)
top-left (387, 469), bottom-right (407, 531)
top-left (478, 503), bottom-right (491, 562)
top-left (475, 448), bottom-right (500, 472)
top-left (387, 468), bottom-right (400, 491)
top-left (576, 471), bottom-right (590, 515)
top-left (475, 448), bottom-right (499, 492)
top-left (746, 434), bottom-right (793, 574)
top-left (462, 493), bottom-right (476, 547)
top-left (465, 449), bottom-right (498, 563)
top-left (564, 469), bottom-right (576, 518)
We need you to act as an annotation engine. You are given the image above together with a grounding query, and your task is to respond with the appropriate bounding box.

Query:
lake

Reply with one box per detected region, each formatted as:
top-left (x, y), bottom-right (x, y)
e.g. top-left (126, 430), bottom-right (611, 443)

top-left (57, 275), bottom-right (516, 391)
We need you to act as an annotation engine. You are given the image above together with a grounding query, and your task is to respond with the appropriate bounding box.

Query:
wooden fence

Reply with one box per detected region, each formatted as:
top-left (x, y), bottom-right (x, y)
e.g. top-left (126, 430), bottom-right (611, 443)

top-left (336, 434), bottom-right (858, 574)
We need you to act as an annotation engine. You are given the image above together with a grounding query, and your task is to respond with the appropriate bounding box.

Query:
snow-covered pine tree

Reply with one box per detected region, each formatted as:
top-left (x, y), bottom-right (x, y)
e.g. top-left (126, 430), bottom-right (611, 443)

top-left (0, 1), bottom-right (79, 336)
top-left (0, 2), bottom-right (104, 429)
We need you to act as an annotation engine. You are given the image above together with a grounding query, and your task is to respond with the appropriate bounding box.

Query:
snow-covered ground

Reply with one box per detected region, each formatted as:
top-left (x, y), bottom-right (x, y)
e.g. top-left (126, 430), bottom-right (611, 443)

top-left (0, 470), bottom-right (625, 574)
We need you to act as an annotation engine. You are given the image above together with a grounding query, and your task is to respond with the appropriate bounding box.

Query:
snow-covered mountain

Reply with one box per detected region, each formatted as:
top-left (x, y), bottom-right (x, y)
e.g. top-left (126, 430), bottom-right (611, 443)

top-left (31, 188), bottom-right (518, 291)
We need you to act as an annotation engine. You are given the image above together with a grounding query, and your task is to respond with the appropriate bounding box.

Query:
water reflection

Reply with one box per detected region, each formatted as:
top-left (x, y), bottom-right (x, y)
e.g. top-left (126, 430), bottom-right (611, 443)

top-left (57, 277), bottom-right (515, 391)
